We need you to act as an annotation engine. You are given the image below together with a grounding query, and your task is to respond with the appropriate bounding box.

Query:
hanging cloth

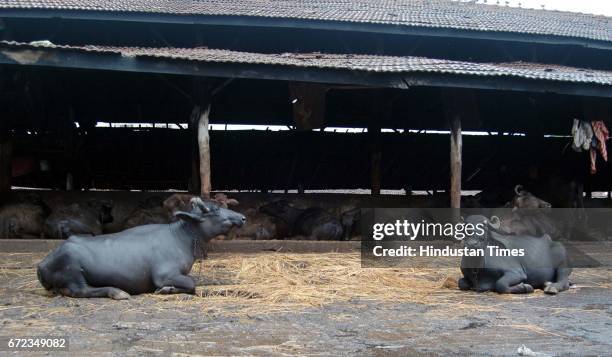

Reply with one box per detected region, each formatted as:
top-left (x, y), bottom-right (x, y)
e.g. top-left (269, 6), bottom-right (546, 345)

top-left (590, 121), bottom-right (609, 174)
top-left (571, 118), bottom-right (593, 152)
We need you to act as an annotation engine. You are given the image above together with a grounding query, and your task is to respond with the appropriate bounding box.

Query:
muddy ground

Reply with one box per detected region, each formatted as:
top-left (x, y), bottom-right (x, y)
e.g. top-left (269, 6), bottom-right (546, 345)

top-left (0, 252), bottom-right (610, 356)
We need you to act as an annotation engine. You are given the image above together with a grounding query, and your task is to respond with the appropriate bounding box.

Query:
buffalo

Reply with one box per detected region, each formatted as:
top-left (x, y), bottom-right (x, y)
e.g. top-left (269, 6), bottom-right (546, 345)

top-left (37, 197), bottom-right (246, 299)
top-left (43, 199), bottom-right (114, 239)
top-left (340, 208), bottom-right (361, 240)
top-left (492, 185), bottom-right (566, 239)
top-left (120, 196), bottom-right (171, 230)
top-left (458, 215), bottom-right (572, 294)
top-left (0, 192), bottom-right (49, 238)
top-left (259, 200), bottom-right (343, 240)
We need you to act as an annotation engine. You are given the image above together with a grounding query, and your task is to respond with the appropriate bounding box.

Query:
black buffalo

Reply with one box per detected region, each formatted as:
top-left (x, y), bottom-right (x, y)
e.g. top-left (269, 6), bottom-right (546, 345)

top-left (340, 208), bottom-right (361, 240)
top-left (43, 199), bottom-right (114, 239)
top-left (458, 215), bottom-right (572, 294)
top-left (259, 200), bottom-right (343, 240)
top-left (0, 192), bottom-right (49, 238)
top-left (37, 197), bottom-right (245, 299)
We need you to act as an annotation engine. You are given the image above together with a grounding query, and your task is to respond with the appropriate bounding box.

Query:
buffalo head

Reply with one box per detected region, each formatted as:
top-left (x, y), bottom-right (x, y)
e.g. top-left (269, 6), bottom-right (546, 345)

top-left (510, 185), bottom-right (552, 210)
top-left (462, 215), bottom-right (497, 250)
top-left (175, 197), bottom-right (246, 240)
top-left (259, 200), bottom-right (292, 216)
top-left (87, 199), bottom-right (114, 224)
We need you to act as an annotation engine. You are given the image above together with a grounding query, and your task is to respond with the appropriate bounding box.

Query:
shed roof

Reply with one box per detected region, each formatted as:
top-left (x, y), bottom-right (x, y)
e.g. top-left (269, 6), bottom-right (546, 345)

top-left (1, 0), bottom-right (611, 49)
top-left (3, 41), bottom-right (612, 88)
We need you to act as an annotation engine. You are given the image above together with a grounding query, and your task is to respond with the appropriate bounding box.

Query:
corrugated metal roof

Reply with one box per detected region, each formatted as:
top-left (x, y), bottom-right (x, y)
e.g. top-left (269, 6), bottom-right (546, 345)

top-left (0, 0), bottom-right (610, 45)
top-left (2, 41), bottom-right (611, 87)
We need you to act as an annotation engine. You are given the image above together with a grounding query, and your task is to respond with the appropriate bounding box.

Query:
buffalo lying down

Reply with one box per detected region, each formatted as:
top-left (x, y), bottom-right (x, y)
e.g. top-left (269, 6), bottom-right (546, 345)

top-left (44, 199), bottom-right (114, 239)
top-left (37, 197), bottom-right (245, 299)
top-left (459, 215), bottom-right (572, 295)
top-left (259, 200), bottom-right (343, 240)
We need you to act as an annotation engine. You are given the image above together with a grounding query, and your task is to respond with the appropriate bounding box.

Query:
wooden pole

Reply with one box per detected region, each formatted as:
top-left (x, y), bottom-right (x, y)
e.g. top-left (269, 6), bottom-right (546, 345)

top-left (189, 106), bottom-right (201, 194)
top-left (368, 121), bottom-right (382, 196)
top-left (0, 124), bottom-right (11, 194)
top-left (197, 104), bottom-right (211, 198)
top-left (442, 88), bottom-right (478, 209)
top-left (449, 114), bottom-right (462, 209)
top-left (189, 79), bottom-right (212, 197)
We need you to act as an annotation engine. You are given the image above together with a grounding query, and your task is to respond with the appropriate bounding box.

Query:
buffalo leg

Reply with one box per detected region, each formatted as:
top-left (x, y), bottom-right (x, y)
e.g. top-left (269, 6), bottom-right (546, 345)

top-left (458, 277), bottom-right (471, 290)
top-left (495, 272), bottom-right (533, 294)
top-left (544, 243), bottom-right (573, 294)
top-left (60, 284), bottom-right (130, 300)
top-left (544, 267), bottom-right (572, 295)
top-left (459, 276), bottom-right (495, 292)
top-left (154, 274), bottom-right (196, 295)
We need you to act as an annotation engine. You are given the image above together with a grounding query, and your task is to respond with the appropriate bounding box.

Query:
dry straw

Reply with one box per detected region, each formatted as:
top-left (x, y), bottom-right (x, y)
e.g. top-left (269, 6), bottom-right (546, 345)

top-left (185, 253), bottom-right (492, 315)
top-left (1, 252), bottom-right (609, 318)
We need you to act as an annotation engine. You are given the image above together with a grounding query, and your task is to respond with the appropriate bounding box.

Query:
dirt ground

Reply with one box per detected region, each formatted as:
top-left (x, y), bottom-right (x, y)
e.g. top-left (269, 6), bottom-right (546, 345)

top-left (0, 252), bottom-right (610, 356)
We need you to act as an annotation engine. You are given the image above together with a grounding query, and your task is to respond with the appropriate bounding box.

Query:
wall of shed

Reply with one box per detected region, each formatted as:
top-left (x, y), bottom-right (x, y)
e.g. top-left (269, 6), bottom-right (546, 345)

top-left (9, 128), bottom-right (606, 192)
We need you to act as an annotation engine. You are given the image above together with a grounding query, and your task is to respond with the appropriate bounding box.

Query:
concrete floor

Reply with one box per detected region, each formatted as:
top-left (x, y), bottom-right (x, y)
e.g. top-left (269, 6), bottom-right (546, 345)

top-left (0, 252), bottom-right (610, 356)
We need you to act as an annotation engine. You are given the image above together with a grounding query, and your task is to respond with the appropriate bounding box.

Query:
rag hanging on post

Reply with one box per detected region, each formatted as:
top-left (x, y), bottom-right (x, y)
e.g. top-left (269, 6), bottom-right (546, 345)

top-left (590, 121), bottom-right (609, 174)
top-left (571, 119), bottom-right (610, 174)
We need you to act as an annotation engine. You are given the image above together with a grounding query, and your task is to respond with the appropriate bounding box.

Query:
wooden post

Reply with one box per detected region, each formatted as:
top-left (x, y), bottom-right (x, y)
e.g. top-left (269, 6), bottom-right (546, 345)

top-left (197, 104), bottom-right (211, 198)
top-left (449, 115), bottom-right (462, 209)
top-left (189, 80), bottom-right (212, 198)
top-left (0, 124), bottom-right (11, 194)
top-left (368, 121), bottom-right (382, 196)
top-left (442, 89), bottom-right (477, 209)
top-left (189, 106), bottom-right (201, 194)
top-left (189, 103), bottom-right (212, 198)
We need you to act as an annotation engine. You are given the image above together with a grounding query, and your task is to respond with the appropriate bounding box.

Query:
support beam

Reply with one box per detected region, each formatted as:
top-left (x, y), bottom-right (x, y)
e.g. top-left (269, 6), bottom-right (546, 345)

top-left (198, 104), bottom-right (212, 198)
top-left (189, 103), bottom-right (212, 198)
top-left (189, 81), bottom-right (212, 197)
top-left (368, 121), bottom-right (382, 196)
top-left (0, 125), bottom-right (11, 194)
top-left (443, 89), bottom-right (478, 209)
top-left (189, 106), bottom-right (201, 194)
top-left (449, 115), bottom-right (462, 209)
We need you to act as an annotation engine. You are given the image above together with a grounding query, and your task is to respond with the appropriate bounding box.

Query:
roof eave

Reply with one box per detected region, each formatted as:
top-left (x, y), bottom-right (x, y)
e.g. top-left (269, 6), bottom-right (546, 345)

top-left (2, 9), bottom-right (612, 51)
top-left (1, 44), bottom-right (612, 99)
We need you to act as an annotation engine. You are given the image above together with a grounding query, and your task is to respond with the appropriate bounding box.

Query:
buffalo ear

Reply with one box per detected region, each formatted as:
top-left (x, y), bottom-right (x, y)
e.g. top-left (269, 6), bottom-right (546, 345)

top-left (174, 211), bottom-right (204, 222)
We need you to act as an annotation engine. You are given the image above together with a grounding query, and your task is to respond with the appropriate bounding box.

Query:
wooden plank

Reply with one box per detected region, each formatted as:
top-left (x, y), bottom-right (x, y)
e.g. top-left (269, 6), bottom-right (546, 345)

top-left (0, 239), bottom-right (360, 254)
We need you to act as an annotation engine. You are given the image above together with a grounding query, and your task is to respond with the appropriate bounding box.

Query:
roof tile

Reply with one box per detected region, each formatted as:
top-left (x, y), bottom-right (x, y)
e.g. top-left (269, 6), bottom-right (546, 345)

top-left (3, 40), bottom-right (612, 86)
top-left (0, 0), bottom-right (610, 44)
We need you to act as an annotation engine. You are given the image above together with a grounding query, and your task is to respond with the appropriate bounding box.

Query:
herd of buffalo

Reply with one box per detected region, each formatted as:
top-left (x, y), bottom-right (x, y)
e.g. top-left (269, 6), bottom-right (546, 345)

top-left (0, 183), bottom-right (597, 298)
top-left (0, 184), bottom-right (591, 242)
top-left (0, 192), bottom-right (361, 241)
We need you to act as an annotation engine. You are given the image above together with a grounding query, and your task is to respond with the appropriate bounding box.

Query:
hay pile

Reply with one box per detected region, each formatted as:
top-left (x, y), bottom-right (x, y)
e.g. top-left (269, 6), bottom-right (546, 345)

top-left (178, 253), bottom-right (482, 315)
top-left (4, 252), bottom-right (608, 317)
